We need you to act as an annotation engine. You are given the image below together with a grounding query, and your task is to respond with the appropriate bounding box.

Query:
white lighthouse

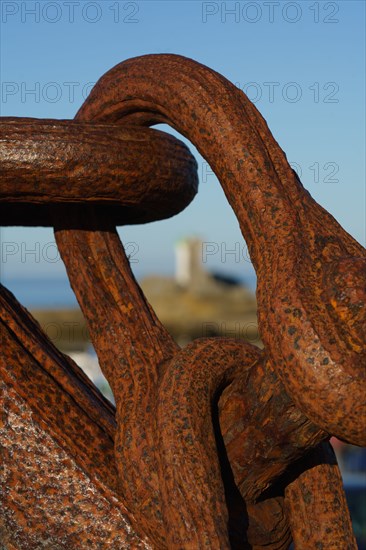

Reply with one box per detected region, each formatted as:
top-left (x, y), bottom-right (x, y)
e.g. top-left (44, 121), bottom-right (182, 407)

top-left (175, 237), bottom-right (207, 288)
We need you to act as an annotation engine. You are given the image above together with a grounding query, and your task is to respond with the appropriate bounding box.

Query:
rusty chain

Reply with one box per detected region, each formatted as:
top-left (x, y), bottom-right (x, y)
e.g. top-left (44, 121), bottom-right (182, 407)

top-left (1, 54), bottom-right (365, 549)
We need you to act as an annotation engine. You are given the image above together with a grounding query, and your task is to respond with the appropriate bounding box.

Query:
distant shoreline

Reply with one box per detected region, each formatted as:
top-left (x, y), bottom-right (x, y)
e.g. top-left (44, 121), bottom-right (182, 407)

top-left (1, 273), bottom-right (258, 309)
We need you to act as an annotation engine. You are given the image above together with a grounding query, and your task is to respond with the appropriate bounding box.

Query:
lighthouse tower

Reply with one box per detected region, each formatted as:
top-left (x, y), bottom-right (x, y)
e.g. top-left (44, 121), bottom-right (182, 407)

top-left (175, 237), bottom-right (207, 289)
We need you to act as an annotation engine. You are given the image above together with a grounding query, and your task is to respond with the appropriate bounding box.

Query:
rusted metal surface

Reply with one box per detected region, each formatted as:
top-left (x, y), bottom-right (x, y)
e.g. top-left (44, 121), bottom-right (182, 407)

top-left (0, 285), bottom-right (152, 548)
top-left (1, 383), bottom-right (151, 550)
top-left (1, 53), bottom-right (365, 548)
top-left (284, 442), bottom-right (356, 549)
top-left (78, 53), bottom-right (365, 440)
top-left (0, 118), bottom-right (198, 225)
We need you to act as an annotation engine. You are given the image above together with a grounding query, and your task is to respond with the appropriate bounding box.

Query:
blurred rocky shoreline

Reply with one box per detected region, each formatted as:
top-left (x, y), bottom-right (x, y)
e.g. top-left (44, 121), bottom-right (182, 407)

top-left (30, 270), bottom-right (259, 350)
top-left (30, 237), bottom-right (260, 352)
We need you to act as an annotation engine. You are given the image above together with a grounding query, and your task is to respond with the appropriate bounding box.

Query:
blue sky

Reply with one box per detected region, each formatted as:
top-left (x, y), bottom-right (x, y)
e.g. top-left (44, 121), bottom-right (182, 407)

top-left (0, 0), bottom-right (365, 287)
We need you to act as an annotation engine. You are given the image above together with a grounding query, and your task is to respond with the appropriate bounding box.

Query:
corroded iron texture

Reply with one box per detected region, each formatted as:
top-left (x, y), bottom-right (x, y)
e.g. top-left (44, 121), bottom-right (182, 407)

top-left (77, 53), bottom-right (365, 441)
top-left (1, 384), bottom-right (151, 550)
top-left (284, 443), bottom-right (357, 548)
top-left (0, 285), bottom-right (152, 548)
top-left (1, 54), bottom-right (365, 548)
top-left (0, 118), bottom-right (198, 225)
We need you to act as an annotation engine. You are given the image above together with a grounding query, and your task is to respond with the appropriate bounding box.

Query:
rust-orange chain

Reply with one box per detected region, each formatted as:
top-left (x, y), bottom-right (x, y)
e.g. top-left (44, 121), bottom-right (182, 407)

top-left (0, 286), bottom-right (150, 548)
top-left (71, 54), bottom-right (363, 546)
top-left (0, 118), bottom-right (198, 225)
top-left (0, 54), bottom-right (364, 549)
top-left (76, 54), bottom-right (365, 443)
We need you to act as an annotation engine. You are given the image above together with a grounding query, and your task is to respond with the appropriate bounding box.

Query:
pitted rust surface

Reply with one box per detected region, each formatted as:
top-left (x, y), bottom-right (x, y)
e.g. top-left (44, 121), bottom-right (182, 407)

top-left (1, 54), bottom-right (365, 548)
top-left (76, 53), bottom-right (365, 443)
top-left (0, 118), bottom-right (198, 226)
top-left (0, 285), bottom-right (153, 547)
top-left (219, 356), bottom-right (326, 501)
top-left (0, 383), bottom-right (152, 549)
top-left (156, 338), bottom-right (262, 548)
top-left (0, 285), bottom-right (117, 491)
top-left (54, 214), bottom-right (178, 548)
top-left (284, 442), bottom-right (357, 548)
